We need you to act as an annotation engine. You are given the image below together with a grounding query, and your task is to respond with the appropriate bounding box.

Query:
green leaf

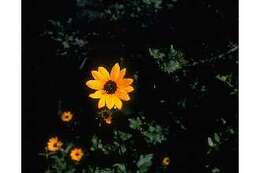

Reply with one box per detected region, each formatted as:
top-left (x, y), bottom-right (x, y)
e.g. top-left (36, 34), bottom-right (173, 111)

top-left (143, 124), bottom-right (167, 145)
top-left (208, 137), bottom-right (214, 147)
top-left (212, 167), bottom-right (221, 173)
top-left (136, 154), bottom-right (153, 173)
top-left (64, 143), bottom-right (73, 154)
top-left (129, 117), bottom-right (142, 130)
top-left (113, 163), bottom-right (127, 173)
top-left (114, 130), bottom-right (132, 141)
top-left (91, 135), bottom-right (100, 151)
top-left (149, 45), bottom-right (187, 74)
top-left (214, 133), bottom-right (221, 143)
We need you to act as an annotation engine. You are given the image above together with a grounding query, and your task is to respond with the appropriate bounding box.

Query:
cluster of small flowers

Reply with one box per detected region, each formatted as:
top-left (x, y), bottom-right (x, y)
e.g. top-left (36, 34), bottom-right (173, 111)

top-left (46, 136), bottom-right (84, 162)
top-left (44, 63), bottom-right (171, 168)
top-left (46, 111), bottom-right (84, 162)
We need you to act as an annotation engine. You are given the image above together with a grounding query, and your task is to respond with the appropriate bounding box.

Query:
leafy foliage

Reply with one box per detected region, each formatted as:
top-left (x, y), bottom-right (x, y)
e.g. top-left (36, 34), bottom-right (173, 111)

top-left (42, 19), bottom-right (88, 59)
top-left (136, 154), bottom-right (153, 173)
top-left (129, 116), bottom-right (168, 145)
top-left (27, 0), bottom-right (238, 172)
top-left (75, 0), bottom-right (175, 23)
top-left (149, 45), bottom-right (187, 74)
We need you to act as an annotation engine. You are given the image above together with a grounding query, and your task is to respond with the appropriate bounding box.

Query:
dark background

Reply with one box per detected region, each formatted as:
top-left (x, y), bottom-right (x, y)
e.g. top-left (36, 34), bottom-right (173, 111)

top-left (22, 0), bottom-right (238, 172)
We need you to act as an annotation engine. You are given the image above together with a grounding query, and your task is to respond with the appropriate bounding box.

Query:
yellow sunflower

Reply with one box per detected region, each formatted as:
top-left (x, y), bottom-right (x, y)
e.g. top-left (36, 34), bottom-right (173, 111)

top-left (46, 137), bottom-right (63, 152)
top-left (162, 156), bottom-right (171, 166)
top-left (86, 63), bottom-right (134, 110)
top-left (70, 147), bottom-right (84, 162)
top-left (61, 111), bottom-right (73, 122)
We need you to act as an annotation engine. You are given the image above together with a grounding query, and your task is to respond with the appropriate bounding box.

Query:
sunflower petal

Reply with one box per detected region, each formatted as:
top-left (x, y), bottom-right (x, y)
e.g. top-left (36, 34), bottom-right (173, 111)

top-left (86, 80), bottom-right (104, 90)
top-left (98, 95), bottom-right (106, 108)
top-left (114, 96), bottom-right (122, 110)
top-left (91, 70), bottom-right (107, 81)
top-left (116, 89), bottom-right (130, 101)
top-left (110, 63), bottom-right (120, 81)
top-left (118, 78), bottom-right (134, 88)
top-left (124, 86), bottom-right (134, 93)
top-left (89, 90), bottom-right (105, 99)
top-left (106, 94), bottom-right (115, 109)
top-left (118, 68), bottom-right (126, 80)
top-left (124, 78), bottom-right (134, 85)
top-left (98, 67), bottom-right (110, 80)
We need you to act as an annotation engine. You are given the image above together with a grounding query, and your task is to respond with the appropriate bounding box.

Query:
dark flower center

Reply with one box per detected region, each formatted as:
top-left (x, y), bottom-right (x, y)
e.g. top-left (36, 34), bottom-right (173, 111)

top-left (104, 80), bottom-right (117, 94)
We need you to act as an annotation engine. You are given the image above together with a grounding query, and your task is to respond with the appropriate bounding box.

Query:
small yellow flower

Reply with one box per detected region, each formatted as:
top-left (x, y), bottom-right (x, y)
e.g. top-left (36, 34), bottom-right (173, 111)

top-left (61, 111), bottom-right (73, 122)
top-left (104, 114), bottom-right (112, 124)
top-left (162, 156), bottom-right (171, 166)
top-left (46, 137), bottom-right (63, 152)
top-left (86, 63), bottom-right (134, 110)
top-left (70, 147), bottom-right (84, 162)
